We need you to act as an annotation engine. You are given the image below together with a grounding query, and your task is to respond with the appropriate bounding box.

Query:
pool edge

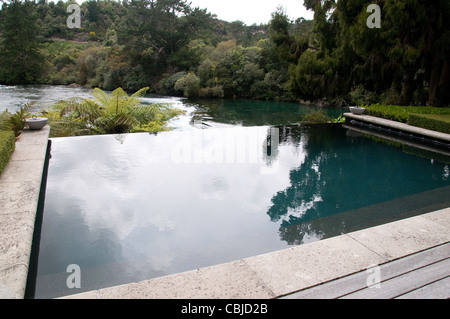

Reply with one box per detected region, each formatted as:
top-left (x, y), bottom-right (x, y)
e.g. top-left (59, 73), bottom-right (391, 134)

top-left (0, 126), bottom-right (50, 299)
top-left (61, 207), bottom-right (450, 299)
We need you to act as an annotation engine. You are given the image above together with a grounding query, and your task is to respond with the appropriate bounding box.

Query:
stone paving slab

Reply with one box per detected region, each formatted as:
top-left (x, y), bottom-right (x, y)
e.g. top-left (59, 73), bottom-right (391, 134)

top-left (0, 127), bottom-right (50, 299)
top-left (242, 235), bottom-right (385, 297)
top-left (346, 208), bottom-right (450, 260)
top-left (88, 260), bottom-right (275, 299)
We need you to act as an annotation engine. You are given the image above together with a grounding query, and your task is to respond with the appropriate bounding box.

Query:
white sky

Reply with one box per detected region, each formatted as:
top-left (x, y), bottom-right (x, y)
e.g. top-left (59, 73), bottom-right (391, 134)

top-left (70, 0), bottom-right (314, 25)
top-left (188, 0), bottom-right (314, 25)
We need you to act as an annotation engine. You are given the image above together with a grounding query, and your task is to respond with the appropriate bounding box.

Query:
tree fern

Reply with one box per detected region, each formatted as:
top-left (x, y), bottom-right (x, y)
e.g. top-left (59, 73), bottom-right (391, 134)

top-left (45, 87), bottom-right (182, 136)
top-left (91, 87), bottom-right (150, 115)
top-left (53, 98), bottom-right (101, 123)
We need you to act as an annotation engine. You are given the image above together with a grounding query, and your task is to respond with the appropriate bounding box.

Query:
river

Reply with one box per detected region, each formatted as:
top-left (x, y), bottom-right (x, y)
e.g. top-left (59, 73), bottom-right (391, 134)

top-left (0, 84), bottom-right (343, 131)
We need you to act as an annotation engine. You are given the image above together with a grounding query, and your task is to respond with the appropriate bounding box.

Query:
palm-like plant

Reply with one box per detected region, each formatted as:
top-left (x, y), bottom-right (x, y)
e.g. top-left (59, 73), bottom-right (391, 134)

top-left (47, 87), bottom-right (183, 136)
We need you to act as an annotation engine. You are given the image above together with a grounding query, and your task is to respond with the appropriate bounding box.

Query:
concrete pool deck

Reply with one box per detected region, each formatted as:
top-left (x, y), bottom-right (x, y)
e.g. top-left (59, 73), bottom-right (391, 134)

top-left (0, 123), bottom-right (449, 299)
top-left (0, 126), bottom-right (50, 299)
top-left (62, 208), bottom-right (450, 299)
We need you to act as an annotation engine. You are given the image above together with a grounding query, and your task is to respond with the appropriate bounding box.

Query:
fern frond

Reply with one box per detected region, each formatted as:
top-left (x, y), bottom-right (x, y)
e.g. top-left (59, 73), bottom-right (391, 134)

top-left (113, 113), bottom-right (139, 128)
top-left (109, 88), bottom-right (132, 114)
top-left (91, 88), bottom-right (110, 107)
top-left (130, 87), bottom-right (150, 99)
top-left (95, 113), bottom-right (139, 134)
top-left (51, 97), bottom-right (100, 123)
top-left (129, 105), bottom-right (160, 123)
top-left (47, 119), bottom-right (94, 138)
top-left (111, 88), bottom-right (129, 100)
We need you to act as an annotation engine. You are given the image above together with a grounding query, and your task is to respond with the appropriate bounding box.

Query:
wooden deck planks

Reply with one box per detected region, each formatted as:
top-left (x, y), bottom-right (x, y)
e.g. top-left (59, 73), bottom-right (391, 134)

top-left (340, 258), bottom-right (450, 299)
top-left (282, 242), bottom-right (450, 299)
top-left (396, 276), bottom-right (450, 299)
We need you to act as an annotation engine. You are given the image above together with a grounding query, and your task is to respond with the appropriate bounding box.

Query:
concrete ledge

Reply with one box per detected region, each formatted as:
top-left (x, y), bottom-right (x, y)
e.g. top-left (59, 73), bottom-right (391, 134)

top-left (63, 207), bottom-right (450, 299)
top-left (0, 126), bottom-right (50, 299)
top-left (344, 113), bottom-right (450, 143)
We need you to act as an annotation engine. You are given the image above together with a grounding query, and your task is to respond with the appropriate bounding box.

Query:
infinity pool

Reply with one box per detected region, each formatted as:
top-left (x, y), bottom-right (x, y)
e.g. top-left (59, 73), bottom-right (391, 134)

top-left (34, 124), bottom-right (450, 298)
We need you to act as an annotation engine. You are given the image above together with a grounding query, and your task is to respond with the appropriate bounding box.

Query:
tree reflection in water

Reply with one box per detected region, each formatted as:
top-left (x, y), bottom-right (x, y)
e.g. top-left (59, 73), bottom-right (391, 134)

top-left (266, 125), bottom-right (450, 246)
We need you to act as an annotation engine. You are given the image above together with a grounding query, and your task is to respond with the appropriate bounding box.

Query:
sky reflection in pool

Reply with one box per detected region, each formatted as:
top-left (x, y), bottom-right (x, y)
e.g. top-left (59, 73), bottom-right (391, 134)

top-left (35, 125), bottom-right (450, 298)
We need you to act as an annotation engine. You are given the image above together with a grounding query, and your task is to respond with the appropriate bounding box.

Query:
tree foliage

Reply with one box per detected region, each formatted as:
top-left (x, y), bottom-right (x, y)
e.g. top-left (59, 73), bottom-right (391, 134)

top-left (292, 0), bottom-right (450, 106)
top-left (0, 0), bottom-right (44, 84)
top-left (0, 0), bottom-right (449, 106)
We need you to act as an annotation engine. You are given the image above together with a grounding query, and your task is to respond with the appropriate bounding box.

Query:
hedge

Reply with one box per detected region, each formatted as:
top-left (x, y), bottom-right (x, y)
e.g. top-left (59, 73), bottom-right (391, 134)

top-left (363, 104), bottom-right (450, 123)
top-left (0, 130), bottom-right (16, 175)
top-left (407, 114), bottom-right (450, 134)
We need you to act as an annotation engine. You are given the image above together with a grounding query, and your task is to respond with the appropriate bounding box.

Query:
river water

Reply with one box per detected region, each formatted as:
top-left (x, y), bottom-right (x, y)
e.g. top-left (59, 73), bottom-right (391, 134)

top-left (0, 84), bottom-right (343, 130)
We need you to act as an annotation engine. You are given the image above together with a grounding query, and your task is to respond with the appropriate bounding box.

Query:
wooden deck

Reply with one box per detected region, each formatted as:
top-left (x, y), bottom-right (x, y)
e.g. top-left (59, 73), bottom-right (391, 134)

top-left (281, 242), bottom-right (450, 299)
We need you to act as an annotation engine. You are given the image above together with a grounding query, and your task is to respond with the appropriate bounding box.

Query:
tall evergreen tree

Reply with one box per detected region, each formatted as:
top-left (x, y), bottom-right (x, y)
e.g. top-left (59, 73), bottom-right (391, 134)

top-left (0, 0), bottom-right (44, 84)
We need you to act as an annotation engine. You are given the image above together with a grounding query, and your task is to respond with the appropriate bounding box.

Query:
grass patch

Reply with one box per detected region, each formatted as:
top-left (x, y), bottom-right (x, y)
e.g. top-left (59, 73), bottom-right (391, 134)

top-left (0, 130), bottom-right (16, 175)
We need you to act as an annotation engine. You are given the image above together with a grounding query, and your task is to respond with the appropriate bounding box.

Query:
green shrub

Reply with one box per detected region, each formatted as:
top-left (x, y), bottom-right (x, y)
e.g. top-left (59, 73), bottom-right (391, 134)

top-left (198, 86), bottom-right (224, 98)
top-left (301, 110), bottom-right (331, 124)
top-left (0, 111), bottom-right (11, 131)
top-left (0, 130), bottom-right (16, 175)
top-left (158, 71), bottom-right (186, 96)
top-left (407, 114), bottom-right (450, 134)
top-left (174, 73), bottom-right (201, 98)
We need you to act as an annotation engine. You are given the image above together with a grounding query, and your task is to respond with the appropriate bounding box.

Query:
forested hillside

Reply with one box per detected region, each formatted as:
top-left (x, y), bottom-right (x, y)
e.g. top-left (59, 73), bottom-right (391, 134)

top-left (0, 0), bottom-right (291, 99)
top-left (0, 0), bottom-right (449, 106)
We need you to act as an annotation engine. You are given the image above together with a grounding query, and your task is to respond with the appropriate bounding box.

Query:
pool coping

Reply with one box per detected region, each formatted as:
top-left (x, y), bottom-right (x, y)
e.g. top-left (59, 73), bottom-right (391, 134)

top-left (0, 126), bottom-right (50, 299)
top-left (61, 207), bottom-right (450, 299)
top-left (344, 112), bottom-right (450, 143)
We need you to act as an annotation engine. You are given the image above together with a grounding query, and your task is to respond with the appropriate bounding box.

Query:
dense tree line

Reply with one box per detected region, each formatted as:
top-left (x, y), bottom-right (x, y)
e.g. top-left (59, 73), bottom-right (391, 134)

top-left (0, 0), bottom-right (281, 98)
top-left (284, 0), bottom-right (450, 106)
top-left (0, 0), bottom-right (449, 106)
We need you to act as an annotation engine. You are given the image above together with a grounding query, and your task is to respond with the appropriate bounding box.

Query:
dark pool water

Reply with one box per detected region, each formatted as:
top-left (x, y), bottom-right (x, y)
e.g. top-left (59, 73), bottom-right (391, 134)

top-left (34, 124), bottom-right (450, 298)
